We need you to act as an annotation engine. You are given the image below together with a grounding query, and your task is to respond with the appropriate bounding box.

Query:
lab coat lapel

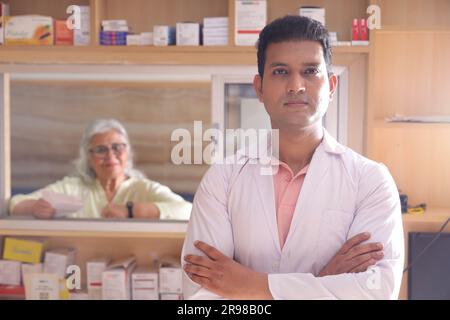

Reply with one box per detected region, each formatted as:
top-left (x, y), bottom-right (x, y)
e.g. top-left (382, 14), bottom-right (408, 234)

top-left (252, 164), bottom-right (281, 254)
top-left (283, 143), bottom-right (331, 252)
top-left (283, 130), bottom-right (346, 252)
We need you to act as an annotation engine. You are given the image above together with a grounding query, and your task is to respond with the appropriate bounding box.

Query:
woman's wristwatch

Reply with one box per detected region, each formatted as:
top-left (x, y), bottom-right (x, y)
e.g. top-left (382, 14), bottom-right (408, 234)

top-left (126, 201), bottom-right (134, 218)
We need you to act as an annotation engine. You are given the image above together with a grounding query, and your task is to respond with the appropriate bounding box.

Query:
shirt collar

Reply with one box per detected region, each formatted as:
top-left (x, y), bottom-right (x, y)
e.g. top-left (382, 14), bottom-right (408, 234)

top-left (237, 127), bottom-right (346, 161)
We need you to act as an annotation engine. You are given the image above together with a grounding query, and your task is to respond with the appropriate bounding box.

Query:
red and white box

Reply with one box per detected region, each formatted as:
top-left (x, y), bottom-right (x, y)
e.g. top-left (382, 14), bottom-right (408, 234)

top-left (131, 266), bottom-right (159, 300)
top-left (0, 260), bottom-right (22, 286)
top-left (352, 18), bottom-right (360, 41)
top-left (87, 257), bottom-right (110, 300)
top-left (54, 20), bottom-right (73, 45)
top-left (235, 0), bottom-right (267, 46)
top-left (102, 256), bottom-right (136, 300)
top-left (360, 18), bottom-right (368, 41)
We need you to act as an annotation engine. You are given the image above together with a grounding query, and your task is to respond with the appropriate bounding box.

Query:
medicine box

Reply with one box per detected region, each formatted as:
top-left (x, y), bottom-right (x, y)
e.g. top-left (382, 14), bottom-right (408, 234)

top-left (0, 260), bottom-right (22, 286)
top-left (43, 248), bottom-right (76, 279)
top-left (159, 256), bottom-right (182, 294)
top-left (153, 25), bottom-right (175, 46)
top-left (5, 15), bottom-right (54, 45)
top-left (87, 257), bottom-right (110, 300)
top-left (131, 266), bottom-right (159, 300)
top-left (299, 7), bottom-right (326, 26)
top-left (176, 22), bottom-right (200, 46)
top-left (102, 256), bottom-right (136, 300)
top-left (3, 237), bottom-right (48, 264)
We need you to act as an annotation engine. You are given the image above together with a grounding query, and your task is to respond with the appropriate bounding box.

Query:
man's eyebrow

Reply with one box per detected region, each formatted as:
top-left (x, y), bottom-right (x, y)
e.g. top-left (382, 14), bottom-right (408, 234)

top-left (268, 62), bottom-right (322, 68)
top-left (303, 62), bottom-right (321, 67)
top-left (268, 62), bottom-right (287, 68)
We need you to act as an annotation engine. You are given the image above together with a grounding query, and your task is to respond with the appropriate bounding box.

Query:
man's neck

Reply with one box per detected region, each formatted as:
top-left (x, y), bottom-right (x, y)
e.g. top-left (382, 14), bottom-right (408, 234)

top-left (276, 123), bottom-right (324, 175)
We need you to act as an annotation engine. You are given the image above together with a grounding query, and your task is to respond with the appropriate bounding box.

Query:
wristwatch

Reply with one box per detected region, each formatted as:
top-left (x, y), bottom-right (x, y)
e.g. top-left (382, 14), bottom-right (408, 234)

top-left (126, 201), bottom-right (134, 218)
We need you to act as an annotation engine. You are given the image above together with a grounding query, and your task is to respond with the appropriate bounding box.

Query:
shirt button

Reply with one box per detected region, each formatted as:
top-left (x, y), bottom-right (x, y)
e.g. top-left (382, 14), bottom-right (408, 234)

top-left (272, 261), bottom-right (280, 271)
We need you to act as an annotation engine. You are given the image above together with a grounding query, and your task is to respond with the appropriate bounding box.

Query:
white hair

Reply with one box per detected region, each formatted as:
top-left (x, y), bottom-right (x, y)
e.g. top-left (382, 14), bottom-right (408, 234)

top-left (73, 118), bottom-right (145, 183)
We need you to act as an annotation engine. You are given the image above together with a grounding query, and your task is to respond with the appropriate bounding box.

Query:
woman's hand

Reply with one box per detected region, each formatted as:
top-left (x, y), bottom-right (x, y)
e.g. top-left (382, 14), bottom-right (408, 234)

top-left (31, 199), bottom-right (56, 219)
top-left (101, 202), bottom-right (161, 219)
top-left (102, 203), bottom-right (127, 218)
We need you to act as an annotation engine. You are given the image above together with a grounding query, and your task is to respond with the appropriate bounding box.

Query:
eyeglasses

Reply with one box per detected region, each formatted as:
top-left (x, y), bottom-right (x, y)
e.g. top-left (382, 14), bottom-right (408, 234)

top-left (88, 143), bottom-right (127, 158)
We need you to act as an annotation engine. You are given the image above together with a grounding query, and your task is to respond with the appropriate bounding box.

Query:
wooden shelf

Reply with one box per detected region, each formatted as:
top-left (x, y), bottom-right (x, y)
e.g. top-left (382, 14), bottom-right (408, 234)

top-left (402, 207), bottom-right (450, 224)
top-left (0, 45), bottom-right (369, 66)
top-left (0, 218), bottom-right (187, 238)
top-left (373, 119), bottom-right (450, 129)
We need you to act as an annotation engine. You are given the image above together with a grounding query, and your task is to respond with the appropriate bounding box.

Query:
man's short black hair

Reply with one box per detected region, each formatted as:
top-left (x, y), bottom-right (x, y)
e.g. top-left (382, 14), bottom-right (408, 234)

top-left (256, 15), bottom-right (332, 77)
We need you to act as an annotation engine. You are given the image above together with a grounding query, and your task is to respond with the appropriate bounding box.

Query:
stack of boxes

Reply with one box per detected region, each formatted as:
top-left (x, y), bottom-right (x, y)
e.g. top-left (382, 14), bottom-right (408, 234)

top-left (86, 255), bottom-right (182, 300)
top-left (0, 237), bottom-right (47, 299)
top-left (203, 17), bottom-right (228, 46)
top-left (0, 2), bottom-right (237, 48)
top-left (0, 4), bottom-right (90, 46)
top-left (0, 237), bottom-right (184, 300)
top-left (0, 237), bottom-right (81, 300)
top-left (100, 19), bottom-right (128, 46)
top-left (176, 22), bottom-right (200, 46)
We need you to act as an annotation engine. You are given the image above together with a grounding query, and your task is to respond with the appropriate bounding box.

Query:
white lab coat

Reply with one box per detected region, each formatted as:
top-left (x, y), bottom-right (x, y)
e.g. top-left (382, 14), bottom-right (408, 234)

top-left (182, 129), bottom-right (404, 299)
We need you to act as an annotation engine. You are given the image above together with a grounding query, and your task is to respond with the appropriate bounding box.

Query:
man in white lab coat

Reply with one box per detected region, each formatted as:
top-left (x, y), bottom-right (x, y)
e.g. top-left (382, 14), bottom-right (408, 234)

top-left (182, 15), bottom-right (404, 299)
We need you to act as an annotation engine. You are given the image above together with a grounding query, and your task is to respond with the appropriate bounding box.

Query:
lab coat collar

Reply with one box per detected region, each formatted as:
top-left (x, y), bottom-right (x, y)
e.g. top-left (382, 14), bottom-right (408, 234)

top-left (236, 127), bottom-right (346, 162)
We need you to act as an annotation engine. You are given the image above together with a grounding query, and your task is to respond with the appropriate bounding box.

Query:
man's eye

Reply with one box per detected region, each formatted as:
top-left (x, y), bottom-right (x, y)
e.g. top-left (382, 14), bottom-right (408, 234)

top-left (272, 69), bottom-right (288, 75)
top-left (304, 68), bottom-right (319, 75)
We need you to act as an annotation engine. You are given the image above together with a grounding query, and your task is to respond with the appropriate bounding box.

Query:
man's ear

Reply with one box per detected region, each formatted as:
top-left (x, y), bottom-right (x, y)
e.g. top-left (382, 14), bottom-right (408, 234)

top-left (253, 74), bottom-right (263, 102)
top-left (328, 73), bottom-right (338, 100)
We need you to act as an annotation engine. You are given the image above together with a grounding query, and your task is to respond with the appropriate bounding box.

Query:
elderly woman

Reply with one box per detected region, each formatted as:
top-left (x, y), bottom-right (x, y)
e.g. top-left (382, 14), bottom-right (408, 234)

top-left (9, 118), bottom-right (192, 220)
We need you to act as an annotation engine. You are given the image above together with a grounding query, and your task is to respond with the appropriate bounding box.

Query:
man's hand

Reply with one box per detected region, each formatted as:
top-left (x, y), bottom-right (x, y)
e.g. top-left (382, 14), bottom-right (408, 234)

top-left (184, 241), bottom-right (273, 299)
top-left (318, 232), bottom-right (384, 277)
top-left (31, 199), bottom-right (56, 219)
top-left (102, 203), bottom-right (127, 218)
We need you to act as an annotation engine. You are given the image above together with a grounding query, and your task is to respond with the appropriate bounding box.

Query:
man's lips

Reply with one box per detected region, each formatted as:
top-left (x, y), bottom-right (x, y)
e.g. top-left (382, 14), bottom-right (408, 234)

top-left (284, 100), bottom-right (309, 107)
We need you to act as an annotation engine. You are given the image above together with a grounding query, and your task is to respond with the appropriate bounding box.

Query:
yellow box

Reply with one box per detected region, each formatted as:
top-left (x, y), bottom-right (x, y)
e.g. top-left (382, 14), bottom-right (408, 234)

top-left (5, 15), bottom-right (53, 45)
top-left (3, 237), bottom-right (48, 263)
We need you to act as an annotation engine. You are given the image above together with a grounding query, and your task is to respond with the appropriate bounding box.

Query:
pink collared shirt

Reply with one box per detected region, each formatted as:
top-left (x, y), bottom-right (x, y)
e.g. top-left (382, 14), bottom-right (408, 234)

top-left (273, 161), bottom-right (309, 249)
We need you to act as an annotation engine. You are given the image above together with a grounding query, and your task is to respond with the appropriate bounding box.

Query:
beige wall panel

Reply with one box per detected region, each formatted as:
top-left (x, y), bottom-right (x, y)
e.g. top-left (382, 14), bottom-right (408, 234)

top-left (371, 124), bottom-right (450, 207)
top-left (371, 0), bottom-right (450, 29)
top-left (370, 31), bottom-right (450, 120)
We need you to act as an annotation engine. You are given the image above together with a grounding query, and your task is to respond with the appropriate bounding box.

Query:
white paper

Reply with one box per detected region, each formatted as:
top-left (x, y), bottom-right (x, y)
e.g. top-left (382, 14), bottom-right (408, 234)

top-left (41, 190), bottom-right (83, 217)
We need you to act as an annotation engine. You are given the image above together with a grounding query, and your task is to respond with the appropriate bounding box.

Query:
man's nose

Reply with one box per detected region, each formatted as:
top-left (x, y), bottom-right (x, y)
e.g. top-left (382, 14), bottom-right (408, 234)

top-left (286, 73), bottom-right (306, 94)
